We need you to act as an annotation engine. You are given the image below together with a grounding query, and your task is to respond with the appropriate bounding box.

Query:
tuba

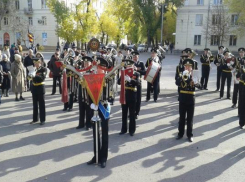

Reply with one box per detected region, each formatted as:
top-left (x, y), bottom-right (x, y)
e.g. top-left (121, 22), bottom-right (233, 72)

top-left (189, 50), bottom-right (198, 59)
top-left (207, 50), bottom-right (214, 61)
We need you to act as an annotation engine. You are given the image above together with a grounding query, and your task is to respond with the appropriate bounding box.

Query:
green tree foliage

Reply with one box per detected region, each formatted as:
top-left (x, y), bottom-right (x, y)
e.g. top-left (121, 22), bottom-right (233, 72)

top-left (225, 0), bottom-right (245, 37)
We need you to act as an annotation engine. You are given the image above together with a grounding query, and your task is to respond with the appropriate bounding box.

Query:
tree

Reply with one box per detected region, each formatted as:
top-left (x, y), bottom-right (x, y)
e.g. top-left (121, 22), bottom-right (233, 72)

top-left (74, 0), bottom-right (98, 47)
top-left (202, 4), bottom-right (231, 46)
top-left (47, 0), bottom-right (76, 44)
top-left (0, 0), bottom-right (14, 30)
top-left (225, 0), bottom-right (245, 37)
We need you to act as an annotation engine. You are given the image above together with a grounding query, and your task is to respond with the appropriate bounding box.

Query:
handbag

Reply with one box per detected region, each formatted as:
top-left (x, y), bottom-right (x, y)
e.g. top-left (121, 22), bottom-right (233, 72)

top-left (49, 71), bottom-right (53, 78)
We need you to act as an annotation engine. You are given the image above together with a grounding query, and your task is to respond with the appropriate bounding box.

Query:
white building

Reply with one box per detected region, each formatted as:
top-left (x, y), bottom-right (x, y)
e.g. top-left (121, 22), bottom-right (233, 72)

top-left (175, 0), bottom-right (245, 52)
top-left (0, 0), bottom-right (104, 49)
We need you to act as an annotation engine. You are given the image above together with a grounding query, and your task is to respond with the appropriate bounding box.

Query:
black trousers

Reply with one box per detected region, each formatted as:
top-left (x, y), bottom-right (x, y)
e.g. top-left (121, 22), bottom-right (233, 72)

top-left (232, 84), bottom-right (239, 105)
top-left (52, 76), bottom-right (62, 94)
top-left (146, 72), bottom-right (160, 101)
top-left (92, 109), bottom-right (109, 163)
top-left (216, 67), bottom-right (222, 90)
top-left (121, 100), bottom-right (136, 134)
top-left (26, 69), bottom-right (30, 89)
top-left (220, 72), bottom-right (232, 98)
top-left (136, 84), bottom-right (142, 116)
top-left (64, 92), bottom-right (74, 110)
top-left (200, 65), bottom-right (210, 89)
top-left (238, 82), bottom-right (244, 117)
top-left (178, 102), bottom-right (194, 138)
top-left (32, 93), bottom-right (46, 122)
top-left (239, 86), bottom-right (245, 127)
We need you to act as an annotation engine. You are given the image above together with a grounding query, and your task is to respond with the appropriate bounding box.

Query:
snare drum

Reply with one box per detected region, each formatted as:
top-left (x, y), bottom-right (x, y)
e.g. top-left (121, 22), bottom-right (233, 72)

top-left (144, 61), bottom-right (160, 83)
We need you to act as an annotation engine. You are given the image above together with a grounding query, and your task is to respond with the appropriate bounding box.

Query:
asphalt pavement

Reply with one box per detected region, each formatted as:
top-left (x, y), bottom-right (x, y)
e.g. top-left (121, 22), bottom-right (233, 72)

top-left (0, 52), bottom-right (244, 182)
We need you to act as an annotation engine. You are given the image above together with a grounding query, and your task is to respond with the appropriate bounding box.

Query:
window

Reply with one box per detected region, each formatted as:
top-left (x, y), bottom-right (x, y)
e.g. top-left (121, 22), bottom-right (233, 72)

top-left (15, 0), bottom-right (20, 10)
top-left (231, 14), bottom-right (238, 26)
top-left (29, 17), bottom-right (33, 25)
top-left (229, 35), bottom-right (237, 46)
top-left (4, 17), bottom-right (8, 25)
top-left (42, 16), bottom-right (47, 25)
top-left (194, 35), bottom-right (201, 45)
top-left (211, 35), bottom-right (220, 46)
top-left (213, 0), bottom-right (223, 5)
top-left (195, 14), bottom-right (203, 26)
top-left (212, 14), bottom-right (221, 25)
top-left (41, 0), bottom-right (47, 8)
top-left (184, 0), bottom-right (189, 6)
top-left (28, 0), bottom-right (32, 10)
top-left (16, 17), bottom-right (20, 23)
top-left (197, 0), bottom-right (204, 5)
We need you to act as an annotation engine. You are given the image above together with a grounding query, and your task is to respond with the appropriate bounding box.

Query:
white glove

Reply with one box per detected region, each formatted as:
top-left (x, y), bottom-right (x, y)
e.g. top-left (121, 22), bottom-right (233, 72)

top-left (125, 75), bottom-right (131, 82)
top-left (183, 70), bottom-right (189, 75)
top-left (227, 63), bottom-right (231, 67)
top-left (230, 61), bottom-right (234, 65)
top-left (90, 103), bottom-right (98, 110)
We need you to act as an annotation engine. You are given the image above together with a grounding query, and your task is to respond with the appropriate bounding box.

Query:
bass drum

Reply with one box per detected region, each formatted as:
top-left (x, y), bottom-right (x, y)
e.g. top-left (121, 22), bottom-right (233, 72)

top-left (144, 61), bottom-right (160, 84)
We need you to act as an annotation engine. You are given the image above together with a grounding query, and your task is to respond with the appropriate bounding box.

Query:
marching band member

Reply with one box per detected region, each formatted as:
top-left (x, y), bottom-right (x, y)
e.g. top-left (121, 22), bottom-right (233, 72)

top-left (77, 56), bottom-right (93, 130)
top-left (238, 66), bottom-right (245, 129)
top-left (87, 57), bottom-right (110, 168)
top-left (200, 48), bottom-right (213, 90)
top-left (176, 59), bottom-right (196, 142)
top-left (145, 48), bottom-right (161, 102)
top-left (220, 50), bottom-right (237, 99)
top-left (214, 46), bottom-right (224, 91)
top-left (231, 62), bottom-right (240, 108)
top-left (175, 54), bottom-right (188, 95)
top-left (237, 48), bottom-right (245, 128)
top-left (118, 59), bottom-right (140, 136)
top-left (30, 58), bottom-right (47, 125)
top-left (124, 48), bottom-right (133, 60)
top-left (132, 51), bottom-right (145, 119)
top-left (63, 51), bottom-right (75, 111)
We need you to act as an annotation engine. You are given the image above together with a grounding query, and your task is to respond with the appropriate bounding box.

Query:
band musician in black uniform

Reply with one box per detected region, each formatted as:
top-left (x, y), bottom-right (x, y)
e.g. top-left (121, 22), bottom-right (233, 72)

top-left (220, 50), bottom-right (237, 99)
top-left (87, 57), bottom-right (110, 168)
top-left (200, 48), bottom-right (213, 90)
top-left (214, 46), bottom-right (224, 91)
top-left (118, 59), bottom-right (140, 136)
top-left (132, 51), bottom-right (145, 119)
top-left (63, 52), bottom-right (75, 111)
top-left (30, 58), bottom-right (47, 125)
top-left (237, 48), bottom-right (245, 128)
top-left (176, 59), bottom-right (196, 142)
top-left (145, 49), bottom-right (161, 102)
top-left (175, 54), bottom-right (188, 95)
top-left (76, 56), bottom-right (93, 130)
top-left (238, 65), bottom-right (245, 129)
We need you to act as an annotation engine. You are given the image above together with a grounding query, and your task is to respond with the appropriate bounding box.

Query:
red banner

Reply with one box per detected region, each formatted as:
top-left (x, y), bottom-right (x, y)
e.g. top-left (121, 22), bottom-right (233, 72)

top-left (83, 74), bottom-right (105, 105)
top-left (61, 72), bottom-right (68, 103)
top-left (120, 69), bottom-right (126, 104)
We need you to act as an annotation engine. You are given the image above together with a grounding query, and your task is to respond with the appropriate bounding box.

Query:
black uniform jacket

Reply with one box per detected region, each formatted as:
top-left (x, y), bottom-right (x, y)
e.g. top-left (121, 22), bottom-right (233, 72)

top-left (31, 66), bottom-right (47, 94)
top-left (176, 75), bottom-right (195, 105)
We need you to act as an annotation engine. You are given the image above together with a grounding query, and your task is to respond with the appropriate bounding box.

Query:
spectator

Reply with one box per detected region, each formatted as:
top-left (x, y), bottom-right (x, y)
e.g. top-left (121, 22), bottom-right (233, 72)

top-left (36, 52), bottom-right (46, 67)
top-left (10, 48), bottom-right (20, 63)
top-left (0, 54), bottom-right (11, 97)
top-left (49, 52), bottom-right (62, 95)
top-left (170, 43), bottom-right (174, 54)
top-left (11, 54), bottom-right (26, 101)
top-left (0, 64), bottom-right (3, 103)
top-left (24, 49), bottom-right (34, 91)
top-left (3, 44), bottom-right (10, 60)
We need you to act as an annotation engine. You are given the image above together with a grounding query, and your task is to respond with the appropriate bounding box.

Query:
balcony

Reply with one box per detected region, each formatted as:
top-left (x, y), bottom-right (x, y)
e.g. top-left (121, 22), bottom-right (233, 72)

top-left (24, 8), bottom-right (33, 15)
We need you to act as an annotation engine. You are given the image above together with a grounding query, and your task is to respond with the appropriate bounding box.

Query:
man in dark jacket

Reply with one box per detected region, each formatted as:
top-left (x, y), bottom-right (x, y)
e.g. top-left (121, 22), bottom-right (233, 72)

top-left (49, 53), bottom-right (62, 95)
top-left (24, 49), bottom-right (34, 90)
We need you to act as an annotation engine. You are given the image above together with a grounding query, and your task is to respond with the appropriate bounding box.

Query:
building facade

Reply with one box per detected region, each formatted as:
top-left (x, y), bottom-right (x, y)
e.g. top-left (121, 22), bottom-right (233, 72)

top-left (0, 0), bottom-right (104, 49)
top-left (175, 0), bottom-right (245, 52)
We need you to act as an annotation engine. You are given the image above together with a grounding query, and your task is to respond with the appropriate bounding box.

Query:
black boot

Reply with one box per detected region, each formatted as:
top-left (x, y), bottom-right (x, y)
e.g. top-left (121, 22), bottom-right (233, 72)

top-left (6, 89), bottom-right (9, 97)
